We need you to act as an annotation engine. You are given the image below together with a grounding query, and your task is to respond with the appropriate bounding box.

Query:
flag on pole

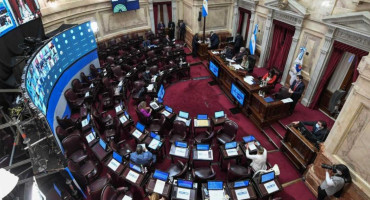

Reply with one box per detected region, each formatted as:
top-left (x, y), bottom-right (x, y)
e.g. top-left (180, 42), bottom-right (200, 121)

top-left (202, 0), bottom-right (208, 17)
top-left (249, 24), bottom-right (258, 55)
top-left (294, 47), bottom-right (306, 75)
top-left (65, 167), bottom-right (87, 199)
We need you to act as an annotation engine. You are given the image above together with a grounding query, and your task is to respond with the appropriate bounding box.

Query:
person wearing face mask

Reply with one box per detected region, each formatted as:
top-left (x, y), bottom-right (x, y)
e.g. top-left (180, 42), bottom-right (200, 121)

top-left (232, 47), bottom-right (248, 64)
top-left (318, 164), bottom-right (351, 200)
top-left (288, 75), bottom-right (305, 114)
top-left (292, 120), bottom-right (328, 143)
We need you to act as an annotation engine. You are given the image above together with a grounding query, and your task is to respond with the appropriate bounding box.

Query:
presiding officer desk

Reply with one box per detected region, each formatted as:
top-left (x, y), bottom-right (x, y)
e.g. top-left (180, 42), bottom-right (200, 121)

top-left (208, 51), bottom-right (292, 128)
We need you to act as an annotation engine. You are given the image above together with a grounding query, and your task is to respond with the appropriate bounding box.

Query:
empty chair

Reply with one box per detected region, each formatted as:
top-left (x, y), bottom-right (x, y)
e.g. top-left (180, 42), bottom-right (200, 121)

top-left (56, 116), bottom-right (79, 130)
top-left (67, 159), bottom-right (100, 185)
top-left (166, 160), bottom-right (188, 179)
top-left (109, 140), bottom-right (133, 159)
top-left (56, 126), bottom-right (81, 140)
top-left (227, 162), bottom-right (252, 182)
top-left (169, 121), bottom-right (187, 143)
top-left (64, 88), bottom-right (85, 111)
top-left (192, 166), bottom-right (216, 182)
top-left (62, 133), bottom-right (88, 163)
top-left (87, 173), bottom-right (112, 200)
top-left (216, 120), bottom-right (238, 144)
top-left (101, 185), bottom-right (132, 200)
top-left (194, 130), bottom-right (215, 144)
top-left (71, 79), bottom-right (89, 93)
top-left (149, 115), bottom-right (166, 134)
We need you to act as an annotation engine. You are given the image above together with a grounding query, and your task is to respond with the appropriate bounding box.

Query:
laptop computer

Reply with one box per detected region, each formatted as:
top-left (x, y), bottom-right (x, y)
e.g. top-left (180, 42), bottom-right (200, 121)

top-left (129, 163), bottom-right (142, 173)
top-left (136, 122), bottom-right (145, 133)
top-left (225, 141), bottom-right (237, 149)
top-left (165, 105), bottom-right (173, 113)
top-left (113, 151), bottom-right (123, 163)
top-left (150, 101), bottom-right (160, 110)
top-left (196, 144), bottom-right (210, 151)
top-left (150, 132), bottom-right (160, 140)
top-left (178, 111), bottom-right (189, 119)
top-left (99, 139), bottom-right (107, 151)
top-left (208, 181), bottom-right (223, 190)
top-left (234, 180), bottom-right (249, 188)
top-left (243, 135), bottom-right (256, 143)
top-left (153, 170), bottom-right (169, 181)
top-left (261, 171), bottom-right (275, 184)
top-left (197, 114), bottom-right (208, 120)
top-left (214, 111), bottom-right (225, 119)
top-left (177, 179), bottom-right (193, 189)
top-left (175, 141), bottom-right (188, 148)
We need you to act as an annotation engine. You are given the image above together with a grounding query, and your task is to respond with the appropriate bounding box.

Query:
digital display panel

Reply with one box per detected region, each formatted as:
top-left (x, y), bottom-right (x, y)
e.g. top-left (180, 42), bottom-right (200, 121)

top-left (196, 144), bottom-right (209, 151)
top-left (7, 0), bottom-right (41, 25)
top-left (209, 61), bottom-right (219, 78)
top-left (165, 105), bottom-right (172, 113)
top-left (113, 151), bottom-right (123, 163)
top-left (225, 141), bottom-right (237, 149)
top-left (0, 0), bottom-right (17, 37)
top-left (208, 181), bottom-right (223, 190)
top-left (261, 171), bottom-right (275, 183)
top-left (234, 180), bottom-right (249, 188)
top-left (112, 0), bottom-right (140, 13)
top-left (153, 170), bottom-right (169, 181)
top-left (179, 111), bottom-right (189, 119)
top-left (231, 83), bottom-right (245, 106)
top-left (243, 135), bottom-right (255, 143)
top-left (157, 84), bottom-right (165, 100)
top-left (214, 111), bottom-right (224, 118)
top-left (99, 138), bottom-right (107, 150)
top-left (197, 114), bottom-right (207, 120)
top-left (136, 122), bottom-right (145, 132)
top-left (178, 179), bottom-right (193, 189)
top-left (175, 141), bottom-right (187, 148)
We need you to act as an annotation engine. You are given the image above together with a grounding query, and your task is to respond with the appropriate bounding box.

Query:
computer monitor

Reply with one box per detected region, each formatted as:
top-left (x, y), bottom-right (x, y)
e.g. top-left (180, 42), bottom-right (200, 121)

top-left (53, 183), bottom-right (62, 197)
top-left (261, 171), bottom-right (275, 184)
top-left (197, 114), bottom-right (208, 120)
top-left (129, 163), bottom-right (142, 173)
top-left (124, 111), bottom-right (130, 119)
top-left (99, 139), bottom-right (107, 150)
top-left (209, 61), bottom-right (219, 78)
top-left (87, 114), bottom-right (91, 122)
top-left (208, 181), bottom-right (223, 190)
top-left (178, 179), bottom-right (193, 189)
top-left (234, 180), bottom-right (249, 188)
top-left (175, 141), bottom-right (188, 148)
top-left (157, 84), bottom-right (165, 100)
top-left (136, 122), bottom-right (145, 132)
top-left (225, 141), bottom-right (237, 149)
top-left (165, 105), bottom-right (173, 113)
top-left (231, 83), bottom-right (245, 106)
top-left (179, 111), bottom-right (189, 119)
top-left (153, 170), bottom-right (169, 181)
top-left (150, 132), bottom-right (160, 140)
top-left (243, 135), bottom-right (255, 143)
top-left (113, 151), bottom-right (123, 163)
top-left (214, 111), bottom-right (225, 118)
top-left (196, 144), bottom-right (210, 151)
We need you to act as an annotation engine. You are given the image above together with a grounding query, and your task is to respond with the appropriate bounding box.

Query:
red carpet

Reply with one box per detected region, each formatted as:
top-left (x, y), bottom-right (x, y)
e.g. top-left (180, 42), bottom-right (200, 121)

top-left (267, 151), bottom-right (301, 184)
top-left (275, 180), bottom-right (316, 200)
top-left (190, 64), bottom-right (212, 78)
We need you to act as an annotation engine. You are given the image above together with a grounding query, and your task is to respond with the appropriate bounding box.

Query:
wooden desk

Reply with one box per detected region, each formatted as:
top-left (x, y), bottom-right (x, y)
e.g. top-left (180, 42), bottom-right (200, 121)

top-left (143, 137), bottom-right (166, 159)
top-left (117, 113), bottom-right (133, 128)
top-left (104, 156), bottom-right (127, 175)
top-left (129, 128), bottom-right (149, 142)
top-left (171, 186), bottom-right (198, 200)
top-left (159, 109), bottom-right (176, 121)
top-left (226, 182), bottom-right (257, 200)
top-left (249, 93), bottom-right (292, 128)
top-left (211, 116), bottom-right (227, 127)
top-left (255, 179), bottom-right (282, 198)
top-left (121, 168), bottom-right (147, 187)
top-left (280, 125), bottom-right (317, 173)
top-left (169, 144), bottom-right (190, 162)
top-left (90, 142), bottom-right (111, 161)
top-left (146, 176), bottom-right (172, 198)
top-left (219, 143), bottom-right (243, 167)
top-left (192, 149), bottom-right (213, 168)
top-left (201, 183), bottom-right (231, 200)
top-left (193, 118), bottom-right (212, 136)
top-left (197, 43), bottom-right (209, 60)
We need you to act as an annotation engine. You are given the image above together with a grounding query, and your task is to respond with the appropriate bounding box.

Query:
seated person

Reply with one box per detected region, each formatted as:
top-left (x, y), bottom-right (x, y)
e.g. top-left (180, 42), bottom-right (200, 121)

top-left (232, 47), bottom-right (247, 64)
top-left (163, 35), bottom-right (172, 46)
top-left (209, 31), bottom-right (220, 50)
top-left (262, 69), bottom-right (277, 85)
top-left (292, 120), bottom-right (328, 143)
top-left (142, 68), bottom-right (152, 83)
top-left (222, 45), bottom-right (234, 59)
top-left (143, 39), bottom-right (151, 48)
top-left (138, 101), bottom-right (152, 118)
top-left (245, 141), bottom-right (267, 172)
top-left (130, 145), bottom-right (156, 166)
top-left (240, 55), bottom-right (249, 70)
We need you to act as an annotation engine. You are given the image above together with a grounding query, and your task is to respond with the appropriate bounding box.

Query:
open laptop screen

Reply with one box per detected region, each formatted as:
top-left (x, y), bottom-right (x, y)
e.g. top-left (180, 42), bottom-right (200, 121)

top-left (179, 111), bottom-right (189, 119)
top-left (261, 171), bottom-right (275, 184)
top-left (99, 139), bottom-right (107, 150)
top-left (175, 141), bottom-right (188, 148)
top-left (178, 179), bottom-right (193, 189)
top-left (136, 122), bottom-right (145, 132)
top-left (129, 163), bottom-right (142, 173)
top-left (196, 144), bottom-right (210, 151)
top-left (197, 114), bottom-right (208, 120)
top-left (113, 151), bottom-right (122, 163)
top-left (165, 105), bottom-right (173, 113)
top-left (225, 141), bottom-right (237, 149)
top-left (243, 135), bottom-right (255, 143)
top-left (234, 180), bottom-right (249, 188)
top-left (150, 132), bottom-right (160, 140)
top-left (153, 170), bottom-right (169, 181)
top-left (158, 84), bottom-right (165, 99)
top-left (208, 181), bottom-right (223, 190)
top-left (214, 111), bottom-right (225, 118)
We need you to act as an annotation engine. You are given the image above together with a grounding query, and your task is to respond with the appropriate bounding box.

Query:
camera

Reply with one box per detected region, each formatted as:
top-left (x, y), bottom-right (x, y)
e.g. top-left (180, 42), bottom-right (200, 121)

top-left (321, 164), bottom-right (337, 173)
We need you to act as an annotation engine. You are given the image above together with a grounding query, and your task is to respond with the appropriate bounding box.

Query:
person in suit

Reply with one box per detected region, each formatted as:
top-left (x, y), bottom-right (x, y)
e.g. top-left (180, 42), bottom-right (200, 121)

top-left (168, 20), bottom-right (176, 40)
top-left (223, 44), bottom-right (234, 59)
top-left (163, 34), bottom-right (172, 46)
top-left (130, 145), bottom-right (156, 166)
top-left (179, 22), bottom-right (186, 41)
top-left (157, 21), bottom-right (165, 31)
top-left (288, 75), bottom-right (305, 114)
top-left (209, 31), bottom-right (220, 50)
top-left (232, 47), bottom-right (247, 64)
top-left (292, 120), bottom-right (328, 143)
top-left (192, 33), bottom-right (199, 57)
top-left (234, 33), bottom-right (243, 53)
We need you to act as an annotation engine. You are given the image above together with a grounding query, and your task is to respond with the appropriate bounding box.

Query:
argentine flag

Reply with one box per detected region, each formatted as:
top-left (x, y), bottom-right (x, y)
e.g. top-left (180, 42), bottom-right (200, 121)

top-left (289, 47), bottom-right (306, 84)
top-left (202, 0), bottom-right (208, 17)
top-left (249, 24), bottom-right (258, 55)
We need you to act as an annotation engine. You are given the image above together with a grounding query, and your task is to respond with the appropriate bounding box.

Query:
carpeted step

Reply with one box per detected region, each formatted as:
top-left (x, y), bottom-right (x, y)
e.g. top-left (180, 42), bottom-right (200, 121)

top-left (262, 127), bottom-right (281, 149)
top-left (270, 122), bottom-right (287, 139)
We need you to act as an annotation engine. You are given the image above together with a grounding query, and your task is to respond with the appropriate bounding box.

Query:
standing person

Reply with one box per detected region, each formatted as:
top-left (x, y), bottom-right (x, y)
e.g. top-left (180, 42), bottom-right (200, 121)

top-left (288, 75), bottom-right (305, 114)
top-left (234, 33), bottom-right (243, 54)
top-left (179, 22), bottom-right (186, 41)
top-left (245, 142), bottom-right (267, 172)
top-left (168, 20), bottom-right (176, 40)
top-left (209, 31), bottom-right (220, 50)
top-left (192, 33), bottom-right (199, 57)
top-left (157, 21), bottom-right (165, 31)
top-left (318, 164), bottom-right (351, 200)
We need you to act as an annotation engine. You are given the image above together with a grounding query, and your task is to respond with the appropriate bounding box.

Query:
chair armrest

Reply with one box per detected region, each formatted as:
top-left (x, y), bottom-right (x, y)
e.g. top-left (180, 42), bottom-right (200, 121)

top-left (116, 187), bottom-right (129, 193)
top-left (168, 130), bottom-right (174, 136)
top-left (117, 140), bottom-right (127, 145)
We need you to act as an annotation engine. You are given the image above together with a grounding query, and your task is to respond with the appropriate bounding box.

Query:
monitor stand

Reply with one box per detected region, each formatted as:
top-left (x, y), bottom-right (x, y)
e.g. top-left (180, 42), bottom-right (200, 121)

top-left (229, 107), bottom-right (241, 114)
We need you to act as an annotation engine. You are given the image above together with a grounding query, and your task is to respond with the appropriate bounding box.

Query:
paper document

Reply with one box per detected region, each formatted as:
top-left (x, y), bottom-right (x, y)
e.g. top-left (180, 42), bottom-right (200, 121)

top-left (209, 190), bottom-right (225, 200)
top-left (147, 84), bottom-right (154, 91)
top-left (119, 116), bottom-right (128, 124)
top-left (281, 98), bottom-right (293, 103)
top-left (115, 105), bottom-right (122, 113)
top-left (85, 133), bottom-right (95, 143)
top-left (226, 148), bottom-right (238, 156)
top-left (89, 83), bottom-right (94, 88)
top-left (174, 147), bottom-right (187, 157)
top-left (151, 75), bottom-right (157, 82)
top-left (195, 119), bottom-right (209, 127)
top-left (226, 58), bottom-right (233, 62)
top-left (149, 139), bottom-right (160, 150)
top-left (264, 180), bottom-right (279, 194)
top-left (243, 76), bottom-right (254, 85)
top-left (150, 102), bottom-right (159, 109)
top-left (122, 195), bottom-right (132, 200)
top-left (197, 151), bottom-right (210, 160)
top-left (81, 119), bottom-right (89, 127)
top-left (132, 130), bottom-right (142, 139)
top-left (235, 188), bottom-right (250, 200)
top-left (85, 92), bottom-right (89, 97)
top-left (118, 80), bottom-right (123, 87)
top-left (248, 142), bottom-right (257, 151)
top-left (153, 179), bottom-right (166, 194)
top-left (232, 64), bottom-right (243, 70)
top-left (126, 170), bottom-right (139, 183)
top-left (176, 187), bottom-right (191, 199)
top-left (162, 110), bottom-right (171, 117)
top-left (211, 51), bottom-right (220, 55)
top-left (108, 159), bottom-right (120, 171)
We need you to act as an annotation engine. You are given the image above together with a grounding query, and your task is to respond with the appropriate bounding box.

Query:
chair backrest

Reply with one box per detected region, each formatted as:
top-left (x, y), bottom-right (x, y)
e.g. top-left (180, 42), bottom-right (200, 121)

top-left (173, 121), bottom-right (187, 137)
top-left (150, 66), bottom-right (159, 75)
top-left (247, 55), bottom-right (256, 73)
top-left (90, 64), bottom-right (100, 77)
top-left (201, 131), bottom-right (215, 143)
top-left (135, 108), bottom-right (150, 125)
top-left (112, 66), bottom-right (124, 77)
top-left (101, 185), bottom-right (117, 200)
top-left (64, 88), bottom-right (77, 101)
top-left (62, 133), bottom-right (84, 157)
top-left (80, 72), bottom-right (91, 84)
top-left (56, 116), bottom-right (75, 129)
top-left (223, 120), bottom-right (238, 137)
top-left (71, 79), bottom-right (82, 90)
top-left (174, 160), bottom-right (188, 178)
top-left (133, 80), bottom-right (145, 91)
top-left (56, 126), bottom-right (68, 139)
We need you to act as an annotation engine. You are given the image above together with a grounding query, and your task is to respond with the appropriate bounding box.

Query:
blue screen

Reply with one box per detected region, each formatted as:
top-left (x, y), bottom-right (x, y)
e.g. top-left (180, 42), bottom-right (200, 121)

top-left (234, 180), bottom-right (249, 188)
top-left (165, 105), bottom-right (173, 113)
top-left (153, 170), bottom-right (169, 181)
top-left (178, 180), bottom-right (193, 189)
top-left (261, 171), bottom-right (275, 183)
top-left (208, 181), bottom-right (223, 190)
top-left (197, 144), bottom-right (209, 150)
top-left (150, 132), bottom-right (160, 140)
top-left (225, 141), bottom-right (237, 149)
top-left (215, 111), bottom-right (224, 118)
top-left (113, 151), bottom-right (122, 163)
top-left (158, 84), bottom-right (165, 99)
top-left (197, 114), bottom-right (207, 120)
top-left (179, 111), bottom-right (189, 119)
top-left (112, 0), bottom-right (140, 13)
top-left (243, 135), bottom-right (255, 143)
top-left (129, 163), bottom-right (142, 173)
top-left (99, 139), bottom-right (107, 150)
top-left (0, 0), bottom-right (17, 37)
top-left (209, 61), bottom-right (219, 78)
top-left (231, 83), bottom-right (245, 106)
top-left (175, 141), bottom-right (187, 148)
top-left (53, 183), bottom-right (62, 197)
top-left (136, 122), bottom-right (145, 132)
top-left (125, 111), bottom-right (130, 119)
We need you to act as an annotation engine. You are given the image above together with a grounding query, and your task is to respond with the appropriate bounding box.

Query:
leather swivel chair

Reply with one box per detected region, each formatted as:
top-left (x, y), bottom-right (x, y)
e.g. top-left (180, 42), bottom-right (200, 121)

top-left (194, 130), bottom-right (215, 144)
top-left (87, 173), bottom-right (112, 200)
top-left (71, 79), bottom-right (90, 94)
top-left (169, 121), bottom-right (187, 143)
top-left (90, 64), bottom-right (102, 78)
top-left (62, 133), bottom-right (88, 163)
top-left (227, 162), bottom-right (252, 182)
top-left (135, 107), bottom-right (152, 126)
top-left (216, 120), bottom-right (238, 144)
top-left (56, 126), bottom-right (81, 141)
top-left (149, 115), bottom-right (166, 134)
top-left (56, 116), bottom-right (79, 130)
top-left (67, 159), bottom-right (100, 186)
top-left (101, 185), bottom-right (132, 200)
top-left (166, 160), bottom-right (188, 179)
top-left (109, 140), bottom-right (133, 159)
top-left (192, 166), bottom-right (216, 182)
top-left (80, 72), bottom-right (92, 85)
top-left (64, 88), bottom-right (85, 111)
top-left (131, 80), bottom-right (146, 103)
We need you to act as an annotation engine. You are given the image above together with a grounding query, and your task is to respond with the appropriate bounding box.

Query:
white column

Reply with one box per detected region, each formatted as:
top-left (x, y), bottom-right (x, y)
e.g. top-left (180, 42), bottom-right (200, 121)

top-left (301, 27), bottom-right (335, 106)
top-left (148, 0), bottom-right (155, 33)
top-left (246, 11), bottom-right (255, 47)
top-left (280, 26), bottom-right (301, 84)
top-left (172, 0), bottom-right (177, 39)
top-left (258, 10), bottom-right (273, 68)
top-left (231, 0), bottom-right (239, 37)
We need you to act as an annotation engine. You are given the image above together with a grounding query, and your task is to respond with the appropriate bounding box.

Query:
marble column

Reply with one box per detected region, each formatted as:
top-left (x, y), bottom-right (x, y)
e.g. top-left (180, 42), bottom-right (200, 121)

top-left (246, 11), bottom-right (255, 47)
top-left (301, 27), bottom-right (335, 106)
top-left (172, 0), bottom-right (177, 39)
top-left (280, 26), bottom-right (301, 84)
top-left (148, 0), bottom-right (155, 33)
top-left (258, 10), bottom-right (273, 68)
top-left (231, 0), bottom-right (239, 38)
